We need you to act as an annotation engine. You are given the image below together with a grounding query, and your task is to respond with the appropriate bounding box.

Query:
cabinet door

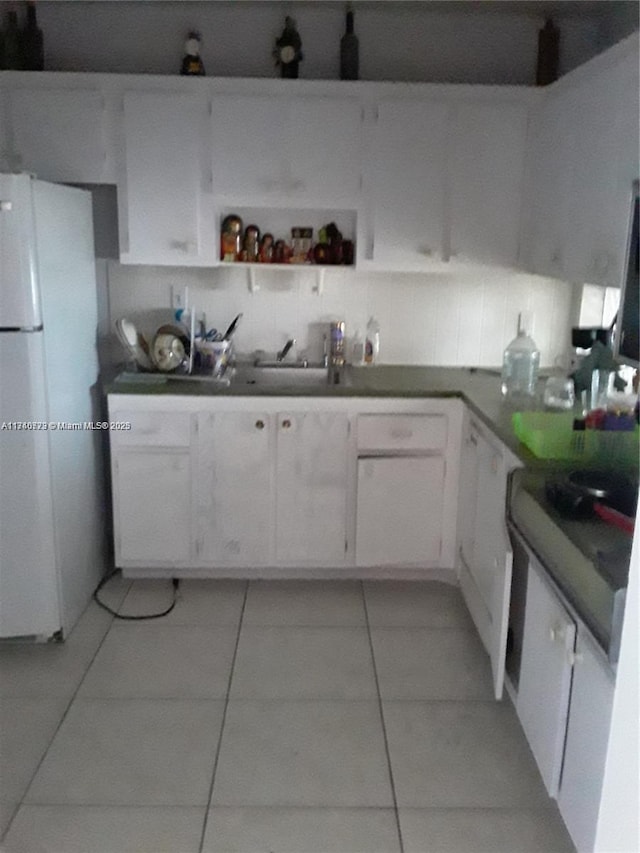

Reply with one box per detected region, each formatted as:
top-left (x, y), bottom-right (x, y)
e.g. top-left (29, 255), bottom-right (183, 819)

top-left (211, 95), bottom-right (362, 206)
top-left (563, 55), bottom-right (639, 287)
top-left (558, 633), bottom-right (615, 853)
top-left (120, 92), bottom-right (215, 265)
top-left (458, 424), bottom-right (513, 700)
top-left (114, 450), bottom-right (191, 565)
top-left (9, 89), bottom-right (108, 183)
top-left (449, 102), bottom-right (528, 267)
top-left (196, 412), bottom-right (273, 566)
top-left (520, 92), bottom-right (575, 278)
top-left (368, 100), bottom-right (448, 267)
top-left (356, 456), bottom-right (444, 566)
top-left (276, 411), bottom-right (349, 565)
top-left (516, 561), bottom-right (576, 797)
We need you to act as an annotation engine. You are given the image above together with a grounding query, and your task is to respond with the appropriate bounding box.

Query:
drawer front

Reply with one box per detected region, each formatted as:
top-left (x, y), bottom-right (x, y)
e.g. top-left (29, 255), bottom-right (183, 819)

top-left (356, 414), bottom-right (447, 453)
top-left (110, 411), bottom-right (192, 447)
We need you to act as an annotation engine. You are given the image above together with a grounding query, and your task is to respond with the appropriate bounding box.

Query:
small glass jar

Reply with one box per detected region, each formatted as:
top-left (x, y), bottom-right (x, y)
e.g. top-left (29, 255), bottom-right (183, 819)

top-left (330, 320), bottom-right (346, 366)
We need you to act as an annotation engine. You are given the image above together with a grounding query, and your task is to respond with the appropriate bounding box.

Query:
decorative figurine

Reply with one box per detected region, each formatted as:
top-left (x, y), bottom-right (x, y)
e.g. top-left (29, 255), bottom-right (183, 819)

top-left (273, 16), bottom-right (303, 79)
top-left (181, 31), bottom-right (205, 76)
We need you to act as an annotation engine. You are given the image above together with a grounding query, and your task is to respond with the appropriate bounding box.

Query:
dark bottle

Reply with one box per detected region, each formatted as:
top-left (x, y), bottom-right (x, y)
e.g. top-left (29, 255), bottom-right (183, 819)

top-left (180, 31), bottom-right (205, 76)
top-left (3, 10), bottom-right (22, 70)
top-left (340, 7), bottom-right (359, 81)
top-left (22, 1), bottom-right (44, 71)
top-left (536, 19), bottom-right (560, 86)
top-left (273, 16), bottom-right (303, 79)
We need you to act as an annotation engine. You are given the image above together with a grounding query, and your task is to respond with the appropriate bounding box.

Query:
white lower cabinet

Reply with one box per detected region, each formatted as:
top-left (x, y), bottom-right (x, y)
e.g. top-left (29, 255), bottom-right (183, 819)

top-left (109, 395), bottom-right (461, 575)
top-left (516, 559), bottom-right (576, 797)
top-left (195, 411), bottom-right (273, 566)
top-left (194, 409), bottom-right (349, 567)
top-left (558, 632), bottom-right (615, 853)
top-left (356, 456), bottom-right (444, 566)
top-left (113, 449), bottom-right (192, 565)
top-left (275, 411), bottom-right (349, 565)
top-left (515, 555), bottom-right (616, 853)
top-left (458, 417), bottom-right (518, 700)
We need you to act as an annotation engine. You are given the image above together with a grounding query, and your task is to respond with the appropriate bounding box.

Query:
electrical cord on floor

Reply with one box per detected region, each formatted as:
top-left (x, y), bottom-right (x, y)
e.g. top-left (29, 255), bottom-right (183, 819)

top-left (93, 569), bottom-right (180, 620)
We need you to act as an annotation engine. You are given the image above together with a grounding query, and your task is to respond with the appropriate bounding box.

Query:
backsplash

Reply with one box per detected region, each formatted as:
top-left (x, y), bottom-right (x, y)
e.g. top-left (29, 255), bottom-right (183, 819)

top-left (103, 261), bottom-right (573, 369)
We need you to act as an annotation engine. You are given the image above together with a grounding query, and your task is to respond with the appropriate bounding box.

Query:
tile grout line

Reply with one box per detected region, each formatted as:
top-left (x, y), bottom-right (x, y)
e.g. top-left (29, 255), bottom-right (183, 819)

top-left (197, 580), bottom-right (250, 853)
top-left (361, 582), bottom-right (405, 853)
top-left (0, 577), bottom-right (132, 844)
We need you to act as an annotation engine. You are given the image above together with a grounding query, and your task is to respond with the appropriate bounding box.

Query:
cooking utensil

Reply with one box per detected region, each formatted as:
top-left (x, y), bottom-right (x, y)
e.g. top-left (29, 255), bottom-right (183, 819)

top-left (593, 503), bottom-right (635, 534)
top-left (115, 318), bottom-right (153, 371)
top-left (567, 470), bottom-right (638, 517)
top-left (222, 313), bottom-right (243, 341)
top-left (151, 332), bottom-right (187, 373)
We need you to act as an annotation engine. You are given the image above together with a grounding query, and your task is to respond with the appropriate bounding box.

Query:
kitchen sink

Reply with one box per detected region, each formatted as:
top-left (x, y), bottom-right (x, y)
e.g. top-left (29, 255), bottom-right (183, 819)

top-left (232, 364), bottom-right (351, 388)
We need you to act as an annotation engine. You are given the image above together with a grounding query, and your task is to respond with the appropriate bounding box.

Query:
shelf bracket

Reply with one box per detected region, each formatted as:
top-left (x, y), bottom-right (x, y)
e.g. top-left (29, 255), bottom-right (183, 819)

top-left (313, 267), bottom-right (326, 296)
top-left (247, 267), bottom-right (260, 294)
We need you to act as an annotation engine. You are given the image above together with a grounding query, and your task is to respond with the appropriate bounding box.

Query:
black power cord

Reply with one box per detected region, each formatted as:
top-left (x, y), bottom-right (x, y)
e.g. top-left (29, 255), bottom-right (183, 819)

top-left (93, 569), bottom-right (180, 620)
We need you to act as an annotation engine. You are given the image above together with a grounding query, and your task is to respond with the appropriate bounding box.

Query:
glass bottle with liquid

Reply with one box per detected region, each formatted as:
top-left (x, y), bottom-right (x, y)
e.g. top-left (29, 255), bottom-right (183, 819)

top-left (364, 316), bottom-right (380, 365)
top-left (501, 317), bottom-right (540, 398)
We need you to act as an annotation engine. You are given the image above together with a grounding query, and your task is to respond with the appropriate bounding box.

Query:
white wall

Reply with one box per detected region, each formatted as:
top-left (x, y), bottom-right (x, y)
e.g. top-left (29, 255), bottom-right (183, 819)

top-left (31, 0), bottom-right (620, 84)
top-left (104, 261), bottom-right (572, 368)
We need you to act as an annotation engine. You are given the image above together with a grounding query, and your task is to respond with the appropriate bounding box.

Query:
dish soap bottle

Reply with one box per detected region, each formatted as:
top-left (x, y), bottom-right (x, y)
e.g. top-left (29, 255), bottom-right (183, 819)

top-left (364, 316), bottom-right (380, 365)
top-left (501, 314), bottom-right (540, 398)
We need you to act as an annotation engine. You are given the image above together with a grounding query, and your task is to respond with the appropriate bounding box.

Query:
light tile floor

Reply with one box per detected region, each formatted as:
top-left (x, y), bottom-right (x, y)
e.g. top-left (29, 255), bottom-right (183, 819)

top-left (0, 578), bottom-right (574, 853)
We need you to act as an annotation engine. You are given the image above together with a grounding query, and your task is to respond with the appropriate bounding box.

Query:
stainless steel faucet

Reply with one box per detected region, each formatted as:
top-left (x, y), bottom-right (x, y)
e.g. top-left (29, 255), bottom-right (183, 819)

top-left (276, 338), bottom-right (296, 362)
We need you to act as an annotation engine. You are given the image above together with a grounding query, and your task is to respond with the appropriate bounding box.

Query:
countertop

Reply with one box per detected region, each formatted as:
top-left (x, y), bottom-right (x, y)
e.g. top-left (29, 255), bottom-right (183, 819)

top-left (106, 364), bottom-right (545, 463)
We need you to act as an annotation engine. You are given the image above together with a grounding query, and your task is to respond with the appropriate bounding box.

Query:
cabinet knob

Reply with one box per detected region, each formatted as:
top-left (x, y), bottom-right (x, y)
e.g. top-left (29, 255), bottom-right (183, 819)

top-left (0, 200), bottom-right (13, 212)
top-left (282, 418), bottom-right (292, 429)
top-left (255, 419), bottom-right (265, 430)
top-left (566, 650), bottom-right (584, 666)
top-left (549, 624), bottom-right (566, 644)
top-left (170, 239), bottom-right (197, 253)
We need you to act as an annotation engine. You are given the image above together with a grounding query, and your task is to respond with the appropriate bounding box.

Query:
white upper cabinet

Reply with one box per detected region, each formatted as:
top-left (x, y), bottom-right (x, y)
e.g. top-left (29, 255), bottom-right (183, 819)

top-left (366, 99), bottom-right (448, 268)
top-left (119, 91), bottom-right (216, 266)
top-left (519, 90), bottom-right (574, 278)
top-left (448, 101), bottom-right (528, 268)
top-left (563, 53), bottom-right (639, 287)
top-left (521, 34), bottom-right (639, 285)
top-left (210, 94), bottom-right (362, 208)
top-left (8, 88), bottom-right (109, 183)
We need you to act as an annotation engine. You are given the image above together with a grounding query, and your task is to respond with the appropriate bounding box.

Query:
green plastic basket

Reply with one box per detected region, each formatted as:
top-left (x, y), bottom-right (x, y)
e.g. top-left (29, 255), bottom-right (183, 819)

top-left (512, 411), bottom-right (639, 465)
top-left (513, 412), bottom-right (582, 459)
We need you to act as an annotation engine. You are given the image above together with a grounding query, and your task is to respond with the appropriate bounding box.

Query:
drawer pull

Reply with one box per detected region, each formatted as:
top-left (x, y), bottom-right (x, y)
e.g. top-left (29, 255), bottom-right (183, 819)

top-left (255, 419), bottom-right (265, 430)
top-left (549, 624), bottom-right (566, 644)
top-left (282, 418), bottom-right (292, 430)
top-left (390, 428), bottom-right (413, 440)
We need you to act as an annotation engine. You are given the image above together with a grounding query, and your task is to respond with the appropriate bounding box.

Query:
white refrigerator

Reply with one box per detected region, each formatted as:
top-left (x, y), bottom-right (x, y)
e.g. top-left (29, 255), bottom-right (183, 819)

top-left (0, 173), bottom-right (104, 639)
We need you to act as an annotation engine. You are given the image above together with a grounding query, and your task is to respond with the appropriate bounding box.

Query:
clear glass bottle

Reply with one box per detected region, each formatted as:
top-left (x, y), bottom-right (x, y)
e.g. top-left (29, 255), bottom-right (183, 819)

top-left (501, 320), bottom-right (540, 398)
top-left (364, 316), bottom-right (380, 365)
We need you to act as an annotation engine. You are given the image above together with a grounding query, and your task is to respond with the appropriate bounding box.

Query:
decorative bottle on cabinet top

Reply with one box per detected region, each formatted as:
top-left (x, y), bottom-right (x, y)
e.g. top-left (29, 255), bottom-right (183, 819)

top-left (340, 5), bottom-right (359, 80)
top-left (22, 1), bottom-right (44, 71)
top-left (181, 31), bottom-right (205, 76)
